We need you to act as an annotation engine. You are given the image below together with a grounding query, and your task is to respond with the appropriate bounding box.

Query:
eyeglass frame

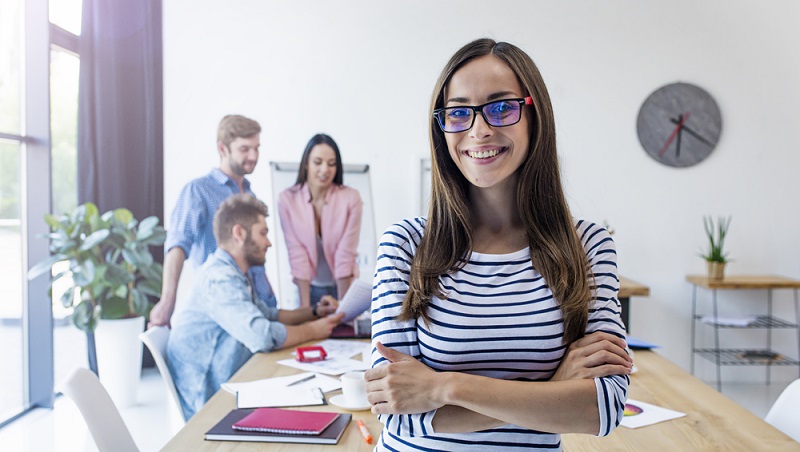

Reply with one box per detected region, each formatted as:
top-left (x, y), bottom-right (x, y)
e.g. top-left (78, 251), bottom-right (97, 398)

top-left (433, 96), bottom-right (533, 133)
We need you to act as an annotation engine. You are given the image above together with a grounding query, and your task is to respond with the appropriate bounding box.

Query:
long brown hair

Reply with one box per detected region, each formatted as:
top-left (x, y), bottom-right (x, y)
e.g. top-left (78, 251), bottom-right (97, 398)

top-left (399, 38), bottom-right (592, 345)
top-left (294, 133), bottom-right (344, 186)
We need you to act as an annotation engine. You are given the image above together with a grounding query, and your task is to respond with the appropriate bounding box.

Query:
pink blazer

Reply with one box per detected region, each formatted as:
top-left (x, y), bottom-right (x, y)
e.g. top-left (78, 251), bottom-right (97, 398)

top-left (277, 183), bottom-right (363, 281)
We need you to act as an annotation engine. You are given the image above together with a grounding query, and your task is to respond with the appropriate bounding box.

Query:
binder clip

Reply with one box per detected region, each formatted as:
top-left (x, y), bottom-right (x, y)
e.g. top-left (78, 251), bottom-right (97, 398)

top-left (296, 345), bottom-right (327, 363)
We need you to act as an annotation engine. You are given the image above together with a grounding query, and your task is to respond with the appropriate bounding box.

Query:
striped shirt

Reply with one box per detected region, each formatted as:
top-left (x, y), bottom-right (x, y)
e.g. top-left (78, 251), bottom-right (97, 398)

top-left (370, 217), bottom-right (628, 451)
top-left (165, 168), bottom-right (276, 307)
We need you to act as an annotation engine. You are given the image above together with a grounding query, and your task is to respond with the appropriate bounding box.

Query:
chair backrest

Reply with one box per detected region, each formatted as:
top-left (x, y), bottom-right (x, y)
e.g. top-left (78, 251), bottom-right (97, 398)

top-left (59, 367), bottom-right (139, 452)
top-left (139, 326), bottom-right (186, 426)
top-left (765, 378), bottom-right (800, 443)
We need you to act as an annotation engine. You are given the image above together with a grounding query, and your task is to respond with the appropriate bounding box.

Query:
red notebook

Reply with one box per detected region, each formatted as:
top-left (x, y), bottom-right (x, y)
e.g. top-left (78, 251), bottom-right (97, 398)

top-left (232, 407), bottom-right (340, 435)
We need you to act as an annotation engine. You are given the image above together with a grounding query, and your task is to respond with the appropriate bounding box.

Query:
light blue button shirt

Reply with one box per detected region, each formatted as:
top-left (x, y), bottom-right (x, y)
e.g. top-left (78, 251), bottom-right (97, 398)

top-left (167, 248), bottom-right (288, 419)
top-left (165, 168), bottom-right (276, 307)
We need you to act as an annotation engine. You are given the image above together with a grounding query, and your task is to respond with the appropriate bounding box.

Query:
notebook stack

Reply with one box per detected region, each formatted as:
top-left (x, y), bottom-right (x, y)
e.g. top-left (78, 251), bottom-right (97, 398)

top-left (205, 407), bottom-right (351, 444)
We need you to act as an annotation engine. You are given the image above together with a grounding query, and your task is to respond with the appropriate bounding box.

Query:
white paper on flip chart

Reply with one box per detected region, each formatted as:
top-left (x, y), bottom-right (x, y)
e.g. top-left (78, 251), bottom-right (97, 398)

top-left (620, 399), bottom-right (686, 429)
top-left (335, 279), bottom-right (372, 322)
top-left (221, 372), bottom-right (342, 408)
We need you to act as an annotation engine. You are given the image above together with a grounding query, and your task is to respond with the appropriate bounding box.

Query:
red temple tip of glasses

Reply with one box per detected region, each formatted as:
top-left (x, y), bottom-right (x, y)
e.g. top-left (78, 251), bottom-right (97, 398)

top-left (524, 96), bottom-right (533, 105)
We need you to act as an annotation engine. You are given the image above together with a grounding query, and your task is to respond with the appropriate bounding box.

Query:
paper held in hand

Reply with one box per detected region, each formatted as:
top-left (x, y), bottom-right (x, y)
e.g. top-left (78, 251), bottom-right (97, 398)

top-left (335, 279), bottom-right (372, 322)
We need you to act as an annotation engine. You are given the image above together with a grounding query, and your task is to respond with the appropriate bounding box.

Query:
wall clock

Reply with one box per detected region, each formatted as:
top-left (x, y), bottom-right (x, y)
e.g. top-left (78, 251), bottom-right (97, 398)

top-left (636, 82), bottom-right (722, 168)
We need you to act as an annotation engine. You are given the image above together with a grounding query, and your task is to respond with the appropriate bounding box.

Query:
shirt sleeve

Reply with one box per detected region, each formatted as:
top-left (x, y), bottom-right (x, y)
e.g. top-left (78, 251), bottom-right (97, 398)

top-left (577, 220), bottom-right (629, 437)
top-left (277, 189), bottom-right (313, 281)
top-left (200, 270), bottom-right (287, 353)
top-left (370, 219), bottom-right (436, 437)
top-left (248, 266), bottom-right (278, 308)
top-left (165, 182), bottom-right (206, 256)
top-left (333, 189), bottom-right (363, 279)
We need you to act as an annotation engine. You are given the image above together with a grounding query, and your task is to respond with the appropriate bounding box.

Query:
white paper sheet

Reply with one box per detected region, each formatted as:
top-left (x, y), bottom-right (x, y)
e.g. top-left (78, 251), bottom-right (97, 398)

top-left (221, 372), bottom-right (342, 408)
top-left (313, 339), bottom-right (370, 359)
top-left (620, 399), bottom-right (686, 429)
top-left (277, 357), bottom-right (369, 375)
top-left (336, 279), bottom-right (372, 322)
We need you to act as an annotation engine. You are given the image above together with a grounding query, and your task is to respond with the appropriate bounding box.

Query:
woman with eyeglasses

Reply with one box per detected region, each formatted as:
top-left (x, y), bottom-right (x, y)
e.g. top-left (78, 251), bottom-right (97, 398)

top-left (365, 39), bottom-right (630, 450)
top-left (277, 133), bottom-right (362, 309)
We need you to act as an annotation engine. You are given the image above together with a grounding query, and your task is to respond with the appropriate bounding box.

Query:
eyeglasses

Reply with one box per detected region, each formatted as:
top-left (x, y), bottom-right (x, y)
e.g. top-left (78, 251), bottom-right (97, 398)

top-left (433, 96), bottom-right (533, 133)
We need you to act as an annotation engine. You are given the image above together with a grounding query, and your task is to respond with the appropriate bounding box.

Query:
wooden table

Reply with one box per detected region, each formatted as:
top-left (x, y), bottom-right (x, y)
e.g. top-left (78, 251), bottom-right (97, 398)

top-left (563, 350), bottom-right (799, 451)
top-left (619, 276), bottom-right (650, 333)
top-left (163, 341), bottom-right (379, 451)
top-left (687, 275), bottom-right (800, 391)
top-left (164, 343), bottom-right (799, 451)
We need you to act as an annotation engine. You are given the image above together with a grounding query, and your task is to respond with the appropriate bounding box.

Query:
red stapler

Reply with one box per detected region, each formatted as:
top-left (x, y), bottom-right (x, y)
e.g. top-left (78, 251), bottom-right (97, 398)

top-left (296, 345), bottom-right (327, 363)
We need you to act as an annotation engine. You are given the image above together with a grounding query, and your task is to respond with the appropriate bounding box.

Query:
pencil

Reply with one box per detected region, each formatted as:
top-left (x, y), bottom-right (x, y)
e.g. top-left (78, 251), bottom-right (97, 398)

top-left (286, 374), bottom-right (316, 387)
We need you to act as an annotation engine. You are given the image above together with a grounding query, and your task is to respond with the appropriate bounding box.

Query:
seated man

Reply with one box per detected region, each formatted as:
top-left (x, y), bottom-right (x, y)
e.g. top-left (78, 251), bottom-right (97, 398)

top-left (167, 194), bottom-right (344, 419)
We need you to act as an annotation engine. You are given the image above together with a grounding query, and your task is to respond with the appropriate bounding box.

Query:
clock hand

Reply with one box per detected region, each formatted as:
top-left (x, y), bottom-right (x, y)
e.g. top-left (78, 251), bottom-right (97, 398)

top-left (658, 112), bottom-right (690, 158)
top-left (676, 123), bottom-right (683, 158)
top-left (669, 117), bottom-right (714, 147)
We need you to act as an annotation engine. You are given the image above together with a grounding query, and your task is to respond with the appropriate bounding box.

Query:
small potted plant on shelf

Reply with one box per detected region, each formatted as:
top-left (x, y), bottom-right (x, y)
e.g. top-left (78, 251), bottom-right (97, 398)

top-left (700, 215), bottom-right (731, 280)
top-left (29, 202), bottom-right (166, 407)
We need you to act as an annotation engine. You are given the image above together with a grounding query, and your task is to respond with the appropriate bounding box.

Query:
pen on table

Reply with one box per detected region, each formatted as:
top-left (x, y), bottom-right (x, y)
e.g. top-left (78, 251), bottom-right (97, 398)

top-left (356, 419), bottom-right (372, 444)
top-left (287, 374), bottom-right (316, 387)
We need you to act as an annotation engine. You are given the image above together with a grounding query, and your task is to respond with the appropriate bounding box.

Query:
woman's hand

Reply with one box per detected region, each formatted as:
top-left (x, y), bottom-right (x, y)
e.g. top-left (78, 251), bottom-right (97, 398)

top-left (365, 342), bottom-right (445, 415)
top-left (551, 331), bottom-right (632, 381)
top-left (316, 295), bottom-right (339, 317)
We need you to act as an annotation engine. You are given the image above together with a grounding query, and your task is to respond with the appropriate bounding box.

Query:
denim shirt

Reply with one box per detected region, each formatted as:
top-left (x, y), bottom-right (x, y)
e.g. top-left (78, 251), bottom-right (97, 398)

top-left (167, 248), bottom-right (288, 419)
top-left (165, 168), bottom-right (276, 307)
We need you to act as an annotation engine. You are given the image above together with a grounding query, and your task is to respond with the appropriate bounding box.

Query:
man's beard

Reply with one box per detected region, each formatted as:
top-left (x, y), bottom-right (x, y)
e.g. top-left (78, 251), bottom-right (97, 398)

top-left (243, 234), bottom-right (266, 266)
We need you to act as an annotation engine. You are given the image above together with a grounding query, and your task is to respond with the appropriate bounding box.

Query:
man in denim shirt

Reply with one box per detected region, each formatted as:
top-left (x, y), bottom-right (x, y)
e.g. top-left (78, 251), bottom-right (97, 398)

top-left (150, 115), bottom-right (277, 328)
top-left (167, 194), bottom-right (345, 419)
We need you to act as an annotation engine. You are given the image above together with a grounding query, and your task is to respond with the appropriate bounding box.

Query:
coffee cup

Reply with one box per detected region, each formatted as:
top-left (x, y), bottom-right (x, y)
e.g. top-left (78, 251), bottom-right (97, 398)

top-left (341, 371), bottom-right (368, 407)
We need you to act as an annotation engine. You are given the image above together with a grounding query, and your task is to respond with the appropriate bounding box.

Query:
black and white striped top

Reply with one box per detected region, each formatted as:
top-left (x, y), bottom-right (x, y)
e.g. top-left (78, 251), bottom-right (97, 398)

top-left (370, 217), bottom-right (628, 451)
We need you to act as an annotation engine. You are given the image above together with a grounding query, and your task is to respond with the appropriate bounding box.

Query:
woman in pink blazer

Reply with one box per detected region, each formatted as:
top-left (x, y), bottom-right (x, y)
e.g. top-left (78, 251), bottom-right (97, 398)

top-left (277, 134), bottom-right (363, 308)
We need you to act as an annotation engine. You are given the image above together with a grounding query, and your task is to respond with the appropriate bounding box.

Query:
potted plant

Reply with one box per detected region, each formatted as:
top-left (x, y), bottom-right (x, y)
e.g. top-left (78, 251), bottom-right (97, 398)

top-left (700, 216), bottom-right (731, 280)
top-left (29, 202), bottom-right (166, 407)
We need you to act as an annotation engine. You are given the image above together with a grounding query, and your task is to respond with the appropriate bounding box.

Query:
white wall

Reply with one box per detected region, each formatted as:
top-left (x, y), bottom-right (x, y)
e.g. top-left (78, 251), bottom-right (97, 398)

top-left (163, 0), bottom-right (800, 382)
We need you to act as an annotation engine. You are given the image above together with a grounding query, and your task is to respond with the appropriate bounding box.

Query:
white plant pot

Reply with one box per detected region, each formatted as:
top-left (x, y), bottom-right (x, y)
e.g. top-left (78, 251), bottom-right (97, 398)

top-left (94, 316), bottom-right (145, 408)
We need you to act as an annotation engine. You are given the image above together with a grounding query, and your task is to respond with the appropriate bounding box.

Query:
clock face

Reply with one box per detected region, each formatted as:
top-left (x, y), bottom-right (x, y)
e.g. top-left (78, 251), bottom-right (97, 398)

top-left (636, 82), bottom-right (722, 168)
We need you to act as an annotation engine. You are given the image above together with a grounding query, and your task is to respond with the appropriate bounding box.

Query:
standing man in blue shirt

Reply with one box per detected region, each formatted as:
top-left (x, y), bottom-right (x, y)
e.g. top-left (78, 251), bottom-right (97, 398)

top-left (167, 194), bottom-right (345, 419)
top-left (150, 114), bottom-right (273, 327)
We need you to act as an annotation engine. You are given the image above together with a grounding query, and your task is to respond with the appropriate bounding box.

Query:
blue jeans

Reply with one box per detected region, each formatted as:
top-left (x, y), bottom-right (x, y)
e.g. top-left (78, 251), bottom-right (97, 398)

top-left (310, 284), bottom-right (337, 307)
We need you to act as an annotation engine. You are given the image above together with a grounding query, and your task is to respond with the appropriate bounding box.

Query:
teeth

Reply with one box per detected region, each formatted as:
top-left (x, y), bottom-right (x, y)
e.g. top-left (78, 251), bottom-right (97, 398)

top-left (468, 149), bottom-right (500, 159)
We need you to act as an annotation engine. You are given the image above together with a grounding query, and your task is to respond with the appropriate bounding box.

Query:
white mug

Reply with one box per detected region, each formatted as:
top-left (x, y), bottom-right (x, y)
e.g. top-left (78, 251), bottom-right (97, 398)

top-left (341, 371), bottom-right (368, 407)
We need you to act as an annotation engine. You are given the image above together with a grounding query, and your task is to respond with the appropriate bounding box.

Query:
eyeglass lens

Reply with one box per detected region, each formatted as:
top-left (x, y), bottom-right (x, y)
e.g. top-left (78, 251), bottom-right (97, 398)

top-left (436, 99), bottom-right (524, 133)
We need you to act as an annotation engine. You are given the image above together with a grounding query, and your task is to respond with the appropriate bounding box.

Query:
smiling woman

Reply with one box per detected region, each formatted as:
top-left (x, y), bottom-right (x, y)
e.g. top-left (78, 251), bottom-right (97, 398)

top-left (277, 134), bottom-right (363, 309)
top-left (366, 38), bottom-right (630, 451)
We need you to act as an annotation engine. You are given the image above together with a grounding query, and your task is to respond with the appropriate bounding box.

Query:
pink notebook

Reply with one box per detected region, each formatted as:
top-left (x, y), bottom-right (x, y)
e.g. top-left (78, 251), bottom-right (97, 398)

top-left (232, 407), bottom-right (340, 435)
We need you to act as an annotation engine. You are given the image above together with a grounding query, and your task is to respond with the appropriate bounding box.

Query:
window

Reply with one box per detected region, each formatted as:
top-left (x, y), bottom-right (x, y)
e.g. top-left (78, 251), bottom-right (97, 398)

top-left (0, 0), bottom-right (25, 422)
top-left (0, 0), bottom-right (83, 426)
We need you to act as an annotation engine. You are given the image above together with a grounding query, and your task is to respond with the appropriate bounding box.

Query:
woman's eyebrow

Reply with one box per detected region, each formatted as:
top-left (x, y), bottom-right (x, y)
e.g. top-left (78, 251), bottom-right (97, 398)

top-left (445, 91), bottom-right (519, 104)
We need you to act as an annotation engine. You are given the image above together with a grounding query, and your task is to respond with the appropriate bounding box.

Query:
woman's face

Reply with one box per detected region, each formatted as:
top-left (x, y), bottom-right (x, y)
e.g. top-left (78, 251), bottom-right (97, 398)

top-left (306, 143), bottom-right (338, 191)
top-left (442, 55), bottom-right (530, 191)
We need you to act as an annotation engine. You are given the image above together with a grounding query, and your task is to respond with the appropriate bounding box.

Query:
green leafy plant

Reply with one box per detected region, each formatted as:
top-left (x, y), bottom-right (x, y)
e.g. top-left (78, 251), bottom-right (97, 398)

top-left (29, 202), bottom-right (166, 332)
top-left (700, 216), bottom-right (731, 263)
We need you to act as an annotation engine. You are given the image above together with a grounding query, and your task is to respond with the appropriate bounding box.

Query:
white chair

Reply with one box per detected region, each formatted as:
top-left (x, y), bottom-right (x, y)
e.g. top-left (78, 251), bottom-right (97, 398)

top-left (765, 378), bottom-right (800, 442)
top-left (59, 367), bottom-right (139, 452)
top-left (139, 326), bottom-right (186, 427)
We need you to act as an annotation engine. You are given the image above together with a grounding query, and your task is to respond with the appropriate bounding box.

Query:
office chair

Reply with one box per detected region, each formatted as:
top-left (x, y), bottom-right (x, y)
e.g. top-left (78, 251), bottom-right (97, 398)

top-left (139, 326), bottom-right (186, 428)
top-left (765, 378), bottom-right (800, 442)
top-left (59, 367), bottom-right (139, 452)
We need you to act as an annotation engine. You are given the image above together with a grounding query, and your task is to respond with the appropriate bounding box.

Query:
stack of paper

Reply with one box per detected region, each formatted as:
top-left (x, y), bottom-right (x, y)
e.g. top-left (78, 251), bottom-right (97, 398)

top-left (701, 315), bottom-right (757, 327)
top-left (222, 373), bottom-right (341, 408)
